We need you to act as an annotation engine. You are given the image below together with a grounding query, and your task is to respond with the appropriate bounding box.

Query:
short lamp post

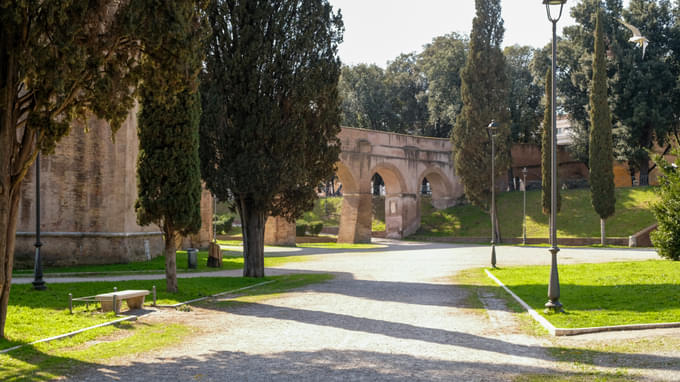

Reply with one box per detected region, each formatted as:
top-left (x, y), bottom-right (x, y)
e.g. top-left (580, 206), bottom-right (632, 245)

top-left (488, 120), bottom-right (498, 268)
top-left (522, 167), bottom-right (528, 245)
top-left (543, 0), bottom-right (566, 312)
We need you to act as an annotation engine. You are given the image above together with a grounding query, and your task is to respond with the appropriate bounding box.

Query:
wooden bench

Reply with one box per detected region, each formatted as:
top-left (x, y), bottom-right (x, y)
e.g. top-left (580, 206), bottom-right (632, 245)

top-left (95, 290), bottom-right (150, 312)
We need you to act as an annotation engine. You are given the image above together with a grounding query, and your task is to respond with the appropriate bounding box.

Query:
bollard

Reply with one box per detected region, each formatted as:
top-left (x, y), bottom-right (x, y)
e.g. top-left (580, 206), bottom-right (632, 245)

top-left (152, 285), bottom-right (157, 306)
top-left (113, 294), bottom-right (118, 315)
top-left (69, 293), bottom-right (73, 314)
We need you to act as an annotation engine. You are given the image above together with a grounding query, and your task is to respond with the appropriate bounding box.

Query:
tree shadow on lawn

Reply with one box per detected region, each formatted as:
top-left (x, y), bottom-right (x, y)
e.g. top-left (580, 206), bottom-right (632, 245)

top-left (203, 301), bottom-right (680, 373)
top-left (501, 283), bottom-right (680, 314)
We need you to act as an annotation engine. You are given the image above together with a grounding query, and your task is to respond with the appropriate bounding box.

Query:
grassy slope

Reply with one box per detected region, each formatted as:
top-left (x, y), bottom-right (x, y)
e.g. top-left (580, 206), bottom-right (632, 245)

top-left (416, 186), bottom-right (658, 238)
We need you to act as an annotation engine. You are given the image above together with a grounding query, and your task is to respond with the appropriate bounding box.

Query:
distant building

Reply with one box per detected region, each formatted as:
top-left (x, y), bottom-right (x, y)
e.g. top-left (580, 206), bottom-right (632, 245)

top-left (555, 116), bottom-right (574, 146)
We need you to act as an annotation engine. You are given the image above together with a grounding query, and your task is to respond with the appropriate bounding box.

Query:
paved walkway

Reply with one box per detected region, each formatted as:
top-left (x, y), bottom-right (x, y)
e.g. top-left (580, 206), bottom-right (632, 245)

top-left (45, 240), bottom-right (678, 381)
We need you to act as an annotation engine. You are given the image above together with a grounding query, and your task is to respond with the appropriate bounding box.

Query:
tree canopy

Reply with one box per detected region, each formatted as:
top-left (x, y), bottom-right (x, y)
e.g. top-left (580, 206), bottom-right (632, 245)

top-left (199, 0), bottom-right (343, 277)
top-left (452, 0), bottom-right (511, 211)
top-left (135, 1), bottom-right (207, 293)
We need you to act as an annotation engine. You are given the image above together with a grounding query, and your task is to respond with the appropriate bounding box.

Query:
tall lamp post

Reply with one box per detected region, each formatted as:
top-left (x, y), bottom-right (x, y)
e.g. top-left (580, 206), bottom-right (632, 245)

top-left (32, 145), bottom-right (46, 290)
top-left (522, 167), bottom-right (528, 245)
top-left (543, 0), bottom-right (565, 312)
top-left (488, 120), bottom-right (498, 268)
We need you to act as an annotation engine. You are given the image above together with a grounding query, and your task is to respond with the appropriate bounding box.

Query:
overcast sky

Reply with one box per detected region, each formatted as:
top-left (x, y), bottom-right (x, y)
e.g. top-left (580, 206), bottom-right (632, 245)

top-left (329, 0), bottom-right (629, 67)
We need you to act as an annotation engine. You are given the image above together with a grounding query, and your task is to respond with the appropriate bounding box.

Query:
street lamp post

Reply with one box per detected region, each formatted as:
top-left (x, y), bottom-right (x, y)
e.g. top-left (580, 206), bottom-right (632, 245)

top-left (543, 0), bottom-right (565, 312)
top-left (32, 148), bottom-right (46, 291)
top-left (488, 120), bottom-right (498, 268)
top-left (522, 167), bottom-right (528, 245)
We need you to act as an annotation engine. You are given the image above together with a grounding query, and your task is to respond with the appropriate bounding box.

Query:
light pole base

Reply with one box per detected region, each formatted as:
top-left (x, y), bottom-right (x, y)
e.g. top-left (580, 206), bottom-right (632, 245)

top-left (32, 280), bottom-right (47, 291)
top-left (490, 243), bottom-right (497, 268)
top-left (544, 300), bottom-right (563, 313)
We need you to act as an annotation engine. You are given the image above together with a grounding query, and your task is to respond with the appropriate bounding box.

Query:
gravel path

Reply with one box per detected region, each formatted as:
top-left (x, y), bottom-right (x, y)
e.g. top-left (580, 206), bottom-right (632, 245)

top-left (60, 241), bottom-right (679, 381)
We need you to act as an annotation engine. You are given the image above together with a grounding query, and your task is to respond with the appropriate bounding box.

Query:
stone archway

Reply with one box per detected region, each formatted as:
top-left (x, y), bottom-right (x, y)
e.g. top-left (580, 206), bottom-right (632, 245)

top-left (418, 167), bottom-right (459, 210)
top-left (369, 163), bottom-right (416, 239)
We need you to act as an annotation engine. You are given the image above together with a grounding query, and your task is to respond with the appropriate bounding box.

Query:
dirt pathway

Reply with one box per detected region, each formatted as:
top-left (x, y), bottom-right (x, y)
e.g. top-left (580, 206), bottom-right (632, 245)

top-left (64, 241), bottom-right (678, 381)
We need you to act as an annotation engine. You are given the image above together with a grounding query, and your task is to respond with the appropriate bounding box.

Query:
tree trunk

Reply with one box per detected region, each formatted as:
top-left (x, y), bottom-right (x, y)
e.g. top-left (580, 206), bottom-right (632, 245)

top-left (639, 157), bottom-right (650, 186)
top-left (164, 228), bottom-right (178, 293)
top-left (600, 218), bottom-right (606, 246)
top-left (238, 195), bottom-right (265, 278)
top-left (0, 184), bottom-right (21, 339)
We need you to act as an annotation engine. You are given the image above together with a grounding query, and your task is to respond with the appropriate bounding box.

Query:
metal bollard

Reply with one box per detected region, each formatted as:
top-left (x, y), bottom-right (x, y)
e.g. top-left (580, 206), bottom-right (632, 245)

top-left (152, 285), bottom-right (157, 306)
top-left (69, 293), bottom-right (73, 314)
top-left (112, 294), bottom-right (118, 315)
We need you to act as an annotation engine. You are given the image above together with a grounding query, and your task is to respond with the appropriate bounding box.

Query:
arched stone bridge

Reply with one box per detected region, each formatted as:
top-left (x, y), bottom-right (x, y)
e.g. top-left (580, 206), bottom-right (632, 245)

top-left (334, 127), bottom-right (462, 243)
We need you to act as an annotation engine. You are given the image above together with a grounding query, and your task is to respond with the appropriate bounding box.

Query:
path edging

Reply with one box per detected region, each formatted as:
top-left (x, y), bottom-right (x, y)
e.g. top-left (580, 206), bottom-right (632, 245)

top-left (484, 269), bottom-right (680, 336)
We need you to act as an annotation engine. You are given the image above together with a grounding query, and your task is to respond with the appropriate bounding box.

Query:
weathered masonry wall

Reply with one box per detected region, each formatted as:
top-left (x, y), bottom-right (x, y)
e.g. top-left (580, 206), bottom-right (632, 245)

top-left (14, 106), bottom-right (213, 267)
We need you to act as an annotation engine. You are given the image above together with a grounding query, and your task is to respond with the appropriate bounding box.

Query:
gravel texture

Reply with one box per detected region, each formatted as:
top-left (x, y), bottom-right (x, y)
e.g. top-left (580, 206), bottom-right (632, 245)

top-left (54, 240), bottom-right (679, 381)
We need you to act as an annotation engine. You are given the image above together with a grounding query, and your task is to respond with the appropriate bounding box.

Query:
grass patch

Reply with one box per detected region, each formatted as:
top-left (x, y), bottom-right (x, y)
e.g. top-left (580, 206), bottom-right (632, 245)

top-left (13, 248), bottom-right (242, 275)
top-left (2, 272), bottom-right (330, 380)
top-left (0, 321), bottom-right (191, 381)
top-left (14, 245), bottom-right (311, 276)
top-left (416, 186), bottom-right (659, 239)
top-left (2, 274), bottom-right (326, 350)
top-left (489, 260), bottom-right (680, 328)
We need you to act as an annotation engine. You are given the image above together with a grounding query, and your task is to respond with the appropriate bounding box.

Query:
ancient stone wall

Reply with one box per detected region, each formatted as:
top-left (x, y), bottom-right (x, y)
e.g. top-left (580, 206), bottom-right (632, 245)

top-left (15, 106), bottom-right (212, 267)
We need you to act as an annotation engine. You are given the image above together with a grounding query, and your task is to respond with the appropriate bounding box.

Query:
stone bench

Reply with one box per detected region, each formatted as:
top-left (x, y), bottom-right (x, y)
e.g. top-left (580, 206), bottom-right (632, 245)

top-left (95, 289), bottom-right (150, 312)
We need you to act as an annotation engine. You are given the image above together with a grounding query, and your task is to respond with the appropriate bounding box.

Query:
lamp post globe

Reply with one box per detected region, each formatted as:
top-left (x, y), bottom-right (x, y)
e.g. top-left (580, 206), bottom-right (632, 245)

top-left (543, 0), bottom-right (565, 312)
top-left (487, 120), bottom-right (498, 268)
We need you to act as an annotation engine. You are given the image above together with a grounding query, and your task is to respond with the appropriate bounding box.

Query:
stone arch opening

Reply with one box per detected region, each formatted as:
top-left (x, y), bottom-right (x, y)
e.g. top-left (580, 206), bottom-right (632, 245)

top-left (419, 167), bottom-right (456, 210)
top-left (369, 163), bottom-right (416, 239)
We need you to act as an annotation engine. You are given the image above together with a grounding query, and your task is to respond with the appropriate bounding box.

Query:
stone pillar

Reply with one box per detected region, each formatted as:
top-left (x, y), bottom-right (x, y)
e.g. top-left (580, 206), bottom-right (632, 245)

top-left (385, 193), bottom-right (420, 239)
top-left (264, 216), bottom-right (296, 246)
top-left (337, 192), bottom-right (372, 243)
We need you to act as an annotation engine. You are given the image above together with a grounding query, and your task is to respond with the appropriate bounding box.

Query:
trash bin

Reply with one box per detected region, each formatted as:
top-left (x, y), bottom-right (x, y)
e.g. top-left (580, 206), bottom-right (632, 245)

top-left (187, 248), bottom-right (198, 269)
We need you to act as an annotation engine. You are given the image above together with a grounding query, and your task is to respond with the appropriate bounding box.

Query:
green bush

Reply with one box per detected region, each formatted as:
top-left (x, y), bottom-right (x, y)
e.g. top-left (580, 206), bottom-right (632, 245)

top-left (296, 224), bottom-right (308, 237)
top-left (309, 222), bottom-right (323, 236)
top-left (650, 149), bottom-right (680, 260)
top-left (215, 215), bottom-right (234, 235)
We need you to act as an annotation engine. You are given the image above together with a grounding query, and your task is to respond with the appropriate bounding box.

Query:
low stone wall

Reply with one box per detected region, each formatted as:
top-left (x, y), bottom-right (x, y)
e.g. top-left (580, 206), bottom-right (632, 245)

top-left (628, 224), bottom-right (657, 247)
top-left (14, 231), bottom-right (163, 268)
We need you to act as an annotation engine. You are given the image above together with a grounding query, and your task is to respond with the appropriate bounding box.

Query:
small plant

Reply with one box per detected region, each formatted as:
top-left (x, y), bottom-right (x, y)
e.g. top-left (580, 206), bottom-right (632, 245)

top-left (215, 215), bottom-right (235, 235)
top-left (309, 222), bottom-right (323, 236)
top-left (296, 223), bottom-right (308, 237)
top-left (650, 149), bottom-right (680, 260)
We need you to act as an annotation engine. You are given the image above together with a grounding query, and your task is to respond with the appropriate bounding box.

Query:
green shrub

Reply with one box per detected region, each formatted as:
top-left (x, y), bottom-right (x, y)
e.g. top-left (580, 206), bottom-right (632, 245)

top-left (296, 224), bottom-right (308, 237)
top-left (309, 222), bottom-right (323, 236)
top-left (650, 149), bottom-right (680, 260)
top-left (215, 215), bottom-right (234, 235)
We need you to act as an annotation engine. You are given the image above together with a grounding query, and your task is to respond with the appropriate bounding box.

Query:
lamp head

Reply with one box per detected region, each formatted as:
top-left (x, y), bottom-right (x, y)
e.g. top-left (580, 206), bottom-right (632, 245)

top-left (543, 0), bottom-right (566, 4)
top-left (487, 120), bottom-right (498, 130)
top-left (522, 167), bottom-right (528, 175)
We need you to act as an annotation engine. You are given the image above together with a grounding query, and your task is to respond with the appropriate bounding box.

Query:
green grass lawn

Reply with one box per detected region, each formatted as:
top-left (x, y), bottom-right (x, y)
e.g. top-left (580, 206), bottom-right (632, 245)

top-left (13, 246), bottom-right (311, 276)
top-left (416, 186), bottom-right (659, 239)
top-left (489, 260), bottom-right (680, 328)
top-left (1, 273), bottom-right (330, 381)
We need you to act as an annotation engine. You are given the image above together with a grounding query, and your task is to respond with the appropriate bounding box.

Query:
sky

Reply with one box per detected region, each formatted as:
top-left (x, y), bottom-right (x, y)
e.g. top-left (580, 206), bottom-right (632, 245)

top-left (329, 0), bottom-right (628, 67)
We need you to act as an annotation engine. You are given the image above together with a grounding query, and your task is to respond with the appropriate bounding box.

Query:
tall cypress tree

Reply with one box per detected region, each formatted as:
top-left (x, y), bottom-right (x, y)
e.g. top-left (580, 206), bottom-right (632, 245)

top-left (452, 0), bottom-right (510, 239)
top-left (541, 68), bottom-right (561, 215)
top-left (589, 10), bottom-right (616, 245)
top-left (135, 1), bottom-right (207, 293)
top-left (200, 0), bottom-right (343, 277)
